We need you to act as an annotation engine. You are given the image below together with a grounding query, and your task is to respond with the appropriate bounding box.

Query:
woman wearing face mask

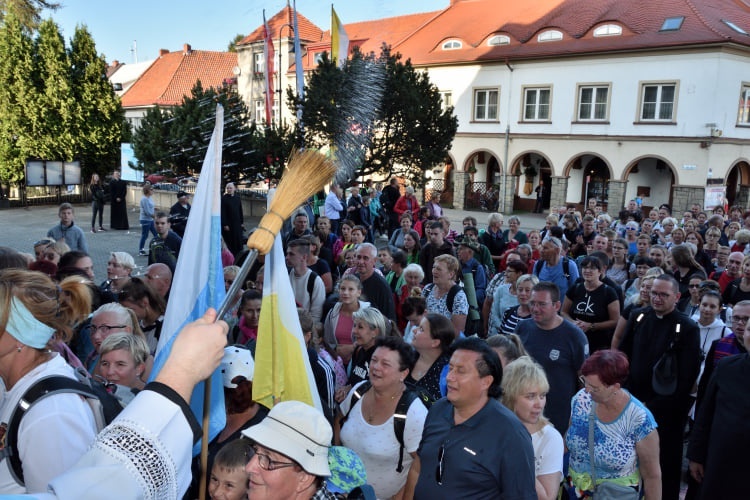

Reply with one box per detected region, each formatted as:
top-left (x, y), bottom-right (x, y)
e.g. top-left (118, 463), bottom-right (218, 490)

top-left (501, 357), bottom-right (564, 500)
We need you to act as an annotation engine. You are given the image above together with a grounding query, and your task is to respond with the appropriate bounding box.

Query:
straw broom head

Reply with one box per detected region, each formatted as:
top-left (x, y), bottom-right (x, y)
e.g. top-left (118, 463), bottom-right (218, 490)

top-left (247, 149), bottom-right (336, 254)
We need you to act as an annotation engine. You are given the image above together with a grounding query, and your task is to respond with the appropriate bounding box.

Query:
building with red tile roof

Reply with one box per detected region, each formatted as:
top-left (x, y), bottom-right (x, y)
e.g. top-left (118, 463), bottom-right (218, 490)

top-left (120, 44), bottom-right (237, 129)
top-left (232, 0), bottom-right (750, 213)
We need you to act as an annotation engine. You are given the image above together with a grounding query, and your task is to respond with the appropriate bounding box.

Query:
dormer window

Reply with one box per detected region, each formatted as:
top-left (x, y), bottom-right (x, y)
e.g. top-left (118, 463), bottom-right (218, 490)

top-left (488, 35), bottom-right (510, 46)
top-left (538, 30), bottom-right (563, 42)
top-left (660, 17), bottom-right (684, 32)
top-left (442, 40), bottom-right (462, 50)
top-left (593, 24), bottom-right (622, 37)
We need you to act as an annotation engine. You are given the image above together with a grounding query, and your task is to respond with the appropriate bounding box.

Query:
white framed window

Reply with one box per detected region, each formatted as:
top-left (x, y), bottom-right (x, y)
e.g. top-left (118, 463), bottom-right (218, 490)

top-left (488, 35), bottom-right (510, 46)
top-left (577, 84), bottom-right (610, 121)
top-left (439, 91), bottom-right (453, 112)
top-left (639, 83), bottom-right (677, 121)
top-left (538, 30), bottom-right (562, 42)
top-left (254, 100), bottom-right (264, 123)
top-left (593, 24), bottom-right (622, 37)
top-left (523, 87), bottom-right (551, 121)
top-left (738, 84), bottom-right (750, 125)
top-left (253, 53), bottom-right (265, 74)
top-left (473, 88), bottom-right (499, 121)
top-left (442, 40), bottom-right (462, 50)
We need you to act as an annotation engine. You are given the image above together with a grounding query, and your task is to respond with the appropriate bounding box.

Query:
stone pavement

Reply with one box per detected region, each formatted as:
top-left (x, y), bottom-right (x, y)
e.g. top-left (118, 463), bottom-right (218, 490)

top-left (0, 202), bottom-right (548, 281)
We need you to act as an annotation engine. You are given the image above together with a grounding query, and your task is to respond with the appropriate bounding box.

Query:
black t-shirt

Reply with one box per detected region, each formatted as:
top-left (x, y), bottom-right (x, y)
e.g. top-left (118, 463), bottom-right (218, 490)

top-left (565, 282), bottom-right (619, 352)
top-left (348, 345), bottom-right (376, 387)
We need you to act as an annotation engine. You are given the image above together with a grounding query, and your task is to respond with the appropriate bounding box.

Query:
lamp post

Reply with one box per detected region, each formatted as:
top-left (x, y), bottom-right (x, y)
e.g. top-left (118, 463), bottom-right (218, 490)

top-left (278, 23), bottom-right (294, 129)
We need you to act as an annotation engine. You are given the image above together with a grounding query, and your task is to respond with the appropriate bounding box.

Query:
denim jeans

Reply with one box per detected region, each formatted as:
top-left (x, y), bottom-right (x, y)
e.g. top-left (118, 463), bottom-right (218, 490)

top-left (139, 220), bottom-right (156, 251)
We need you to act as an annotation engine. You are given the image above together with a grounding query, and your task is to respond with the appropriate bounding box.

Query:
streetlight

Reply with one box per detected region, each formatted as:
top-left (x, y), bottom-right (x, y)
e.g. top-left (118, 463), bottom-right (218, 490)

top-left (278, 23), bottom-right (294, 129)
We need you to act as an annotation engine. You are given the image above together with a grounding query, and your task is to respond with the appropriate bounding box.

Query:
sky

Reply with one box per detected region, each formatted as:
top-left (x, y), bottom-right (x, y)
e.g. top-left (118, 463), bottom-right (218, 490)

top-left (47, 0), bottom-right (448, 64)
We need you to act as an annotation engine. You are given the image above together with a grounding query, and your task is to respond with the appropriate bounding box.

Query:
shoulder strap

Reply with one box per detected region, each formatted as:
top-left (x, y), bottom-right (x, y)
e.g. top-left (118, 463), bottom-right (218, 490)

top-left (393, 390), bottom-right (420, 473)
top-left (588, 401), bottom-right (598, 489)
top-left (534, 259), bottom-right (543, 276)
top-left (341, 381), bottom-right (371, 424)
top-left (446, 284), bottom-right (461, 312)
top-left (562, 257), bottom-right (571, 280)
top-left (306, 270), bottom-right (319, 302)
top-left (5, 376), bottom-right (98, 486)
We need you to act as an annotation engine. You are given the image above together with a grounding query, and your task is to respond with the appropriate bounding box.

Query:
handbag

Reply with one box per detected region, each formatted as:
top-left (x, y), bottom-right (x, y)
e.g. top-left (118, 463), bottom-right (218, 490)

top-left (588, 402), bottom-right (639, 500)
top-left (652, 323), bottom-right (681, 396)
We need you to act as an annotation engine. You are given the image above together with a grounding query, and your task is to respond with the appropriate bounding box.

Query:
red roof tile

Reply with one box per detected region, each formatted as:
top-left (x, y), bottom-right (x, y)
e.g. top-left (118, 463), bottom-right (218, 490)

top-left (120, 46), bottom-right (237, 108)
top-left (238, 6), bottom-right (323, 45)
top-left (392, 0), bottom-right (750, 65)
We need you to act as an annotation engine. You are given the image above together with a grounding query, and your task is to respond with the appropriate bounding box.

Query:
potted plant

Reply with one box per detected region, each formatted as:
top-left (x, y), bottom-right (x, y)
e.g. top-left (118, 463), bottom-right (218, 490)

top-left (523, 165), bottom-right (538, 179)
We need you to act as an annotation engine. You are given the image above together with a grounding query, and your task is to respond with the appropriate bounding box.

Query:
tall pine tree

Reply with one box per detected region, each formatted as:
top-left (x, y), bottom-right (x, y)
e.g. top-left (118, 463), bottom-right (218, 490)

top-left (69, 24), bottom-right (122, 180)
top-left (0, 12), bottom-right (35, 182)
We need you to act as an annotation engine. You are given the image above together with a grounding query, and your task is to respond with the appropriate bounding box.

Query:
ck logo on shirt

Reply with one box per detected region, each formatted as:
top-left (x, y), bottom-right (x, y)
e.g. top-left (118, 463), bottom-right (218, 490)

top-left (575, 297), bottom-right (595, 314)
top-left (549, 349), bottom-right (560, 361)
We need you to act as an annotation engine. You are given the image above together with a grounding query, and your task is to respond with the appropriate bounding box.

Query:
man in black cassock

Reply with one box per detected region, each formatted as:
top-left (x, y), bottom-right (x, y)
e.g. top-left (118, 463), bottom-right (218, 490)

top-left (110, 170), bottom-right (129, 230)
top-left (221, 183), bottom-right (244, 256)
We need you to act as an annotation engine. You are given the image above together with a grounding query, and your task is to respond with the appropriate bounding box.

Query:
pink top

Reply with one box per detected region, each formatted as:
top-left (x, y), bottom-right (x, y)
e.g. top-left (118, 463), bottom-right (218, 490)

top-left (335, 313), bottom-right (354, 347)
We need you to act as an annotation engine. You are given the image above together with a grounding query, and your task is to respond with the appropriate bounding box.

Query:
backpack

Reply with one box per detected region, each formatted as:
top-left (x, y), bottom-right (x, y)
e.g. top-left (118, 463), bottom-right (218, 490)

top-left (424, 283), bottom-right (462, 312)
top-left (306, 270), bottom-right (320, 304)
top-left (341, 381), bottom-right (429, 472)
top-left (3, 368), bottom-right (123, 486)
top-left (534, 256), bottom-right (571, 281)
top-left (149, 236), bottom-right (177, 271)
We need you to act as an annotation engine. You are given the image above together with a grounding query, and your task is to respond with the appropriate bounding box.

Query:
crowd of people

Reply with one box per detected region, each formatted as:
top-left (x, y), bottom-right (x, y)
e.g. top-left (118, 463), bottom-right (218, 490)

top-left (2, 173), bottom-right (750, 500)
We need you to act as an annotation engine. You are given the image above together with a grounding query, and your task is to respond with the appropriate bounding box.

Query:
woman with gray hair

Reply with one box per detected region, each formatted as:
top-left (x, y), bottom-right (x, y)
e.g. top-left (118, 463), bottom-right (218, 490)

top-left (99, 332), bottom-right (150, 397)
top-left (334, 306), bottom-right (386, 403)
top-left (394, 186), bottom-right (420, 222)
top-left (86, 302), bottom-right (150, 379)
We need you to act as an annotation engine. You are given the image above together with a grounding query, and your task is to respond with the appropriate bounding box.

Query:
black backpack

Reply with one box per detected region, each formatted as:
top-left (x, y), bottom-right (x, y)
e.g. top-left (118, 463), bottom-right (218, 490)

top-left (424, 283), bottom-right (462, 312)
top-left (534, 256), bottom-right (571, 281)
top-left (3, 369), bottom-right (123, 486)
top-left (341, 381), bottom-right (429, 472)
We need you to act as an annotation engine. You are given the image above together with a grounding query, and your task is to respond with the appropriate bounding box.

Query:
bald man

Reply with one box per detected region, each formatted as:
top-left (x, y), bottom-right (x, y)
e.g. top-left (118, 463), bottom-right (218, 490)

top-left (144, 263), bottom-right (172, 299)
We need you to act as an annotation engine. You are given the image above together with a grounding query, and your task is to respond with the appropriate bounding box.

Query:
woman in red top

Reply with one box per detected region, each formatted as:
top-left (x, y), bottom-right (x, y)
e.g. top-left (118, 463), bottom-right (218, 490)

top-left (394, 186), bottom-right (420, 222)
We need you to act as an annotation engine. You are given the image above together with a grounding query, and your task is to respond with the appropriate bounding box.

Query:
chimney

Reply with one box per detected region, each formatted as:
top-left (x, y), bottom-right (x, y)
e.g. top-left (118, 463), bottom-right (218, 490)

top-left (111, 60), bottom-right (119, 67)
top-left (159, 49), bottom-right (169, 57)
top-left (183, 43), bottom-right (192, 55)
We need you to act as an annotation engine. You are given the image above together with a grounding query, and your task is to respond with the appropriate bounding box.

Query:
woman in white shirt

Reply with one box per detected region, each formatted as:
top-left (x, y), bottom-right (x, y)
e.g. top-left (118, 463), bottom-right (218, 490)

top-left (501, 356), bottom-right (564, 500)
top-left (0, 269), bottom-right (97, 494)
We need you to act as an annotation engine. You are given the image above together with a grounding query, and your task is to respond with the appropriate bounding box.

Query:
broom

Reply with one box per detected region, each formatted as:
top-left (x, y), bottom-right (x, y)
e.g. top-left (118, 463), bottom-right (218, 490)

top-left (198, 148), bottom-right (336, 499)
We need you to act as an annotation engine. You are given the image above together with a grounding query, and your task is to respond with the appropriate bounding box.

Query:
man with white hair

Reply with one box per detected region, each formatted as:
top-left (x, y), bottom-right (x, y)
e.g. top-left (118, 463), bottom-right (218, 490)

top-left (356, 243), bottom-right (396, 321)
top-left (533, 236), bottom-right (580, 297)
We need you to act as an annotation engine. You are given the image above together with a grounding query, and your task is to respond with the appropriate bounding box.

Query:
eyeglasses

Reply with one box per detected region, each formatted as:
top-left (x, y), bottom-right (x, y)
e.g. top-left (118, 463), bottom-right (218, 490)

top-left (688, 284), bottom-right (701, 289)
top-left (650, 291), bottom-right (672, 300)
top-left (529, 301), bottom-right (553, 309)
top-left (732, 315), bottom-right (750, 324)
top-left (435, 443), bottom-right (445, 485)
top-left (579, 375), bottom-right (605, 393)
top-left (251, 445), bottom-right (296, 471)
top-left (90, 324), bottom-right (127, 334)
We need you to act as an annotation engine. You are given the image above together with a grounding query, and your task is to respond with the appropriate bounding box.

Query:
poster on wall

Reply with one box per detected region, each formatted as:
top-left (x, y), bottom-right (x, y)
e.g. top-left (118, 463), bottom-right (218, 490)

top-left (704, 186), bottom-right (727, 211)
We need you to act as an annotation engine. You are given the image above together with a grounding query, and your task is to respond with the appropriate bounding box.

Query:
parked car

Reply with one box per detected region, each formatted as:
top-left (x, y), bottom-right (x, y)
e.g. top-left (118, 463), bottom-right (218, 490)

top-left (145, 170), bottom-right (178, 184)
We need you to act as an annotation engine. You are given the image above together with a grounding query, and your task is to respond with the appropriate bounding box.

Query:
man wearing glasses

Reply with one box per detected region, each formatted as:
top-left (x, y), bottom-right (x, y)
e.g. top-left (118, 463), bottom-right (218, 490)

top-left (406, 337), bottom-right (535, 499)
top-left (242, 400), bottom-right (337, 499)
top-left (619, 274), bottom-right (701, 500)
top-left (516, 281), bottom-right (589, 435)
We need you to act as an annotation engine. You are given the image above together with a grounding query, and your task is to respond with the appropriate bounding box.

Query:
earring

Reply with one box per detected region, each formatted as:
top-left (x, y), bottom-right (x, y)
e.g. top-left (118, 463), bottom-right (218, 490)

top-left (16, 346), bottom-right (22, 352)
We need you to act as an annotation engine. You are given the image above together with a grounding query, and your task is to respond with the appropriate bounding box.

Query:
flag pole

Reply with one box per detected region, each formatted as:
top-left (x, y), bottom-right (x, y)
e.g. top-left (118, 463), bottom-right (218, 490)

top-left (199, 149), bottom-right (337, 498)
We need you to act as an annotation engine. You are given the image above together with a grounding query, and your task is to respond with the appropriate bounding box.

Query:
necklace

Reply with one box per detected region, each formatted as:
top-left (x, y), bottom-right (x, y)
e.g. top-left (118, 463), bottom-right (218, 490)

top-left (365, 384), bottom-right (404, 423)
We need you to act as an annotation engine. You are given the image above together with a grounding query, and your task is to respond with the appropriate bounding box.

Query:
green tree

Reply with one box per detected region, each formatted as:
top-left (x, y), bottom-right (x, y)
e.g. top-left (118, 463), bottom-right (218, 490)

top-left (131, 106), bottom-right (172, 172)
top-left (0, 0), bottom-right (60, 30)
top-left (294, 45), bottom-right (457, 184)
top-left (31, 18), bottom-right (74, 161)
top-left (227, 34), bottom-right (244, 52)
top-left (69, 24), bottom-right (123, 180)
top-left (0, 12), bottom-right (36, 182)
